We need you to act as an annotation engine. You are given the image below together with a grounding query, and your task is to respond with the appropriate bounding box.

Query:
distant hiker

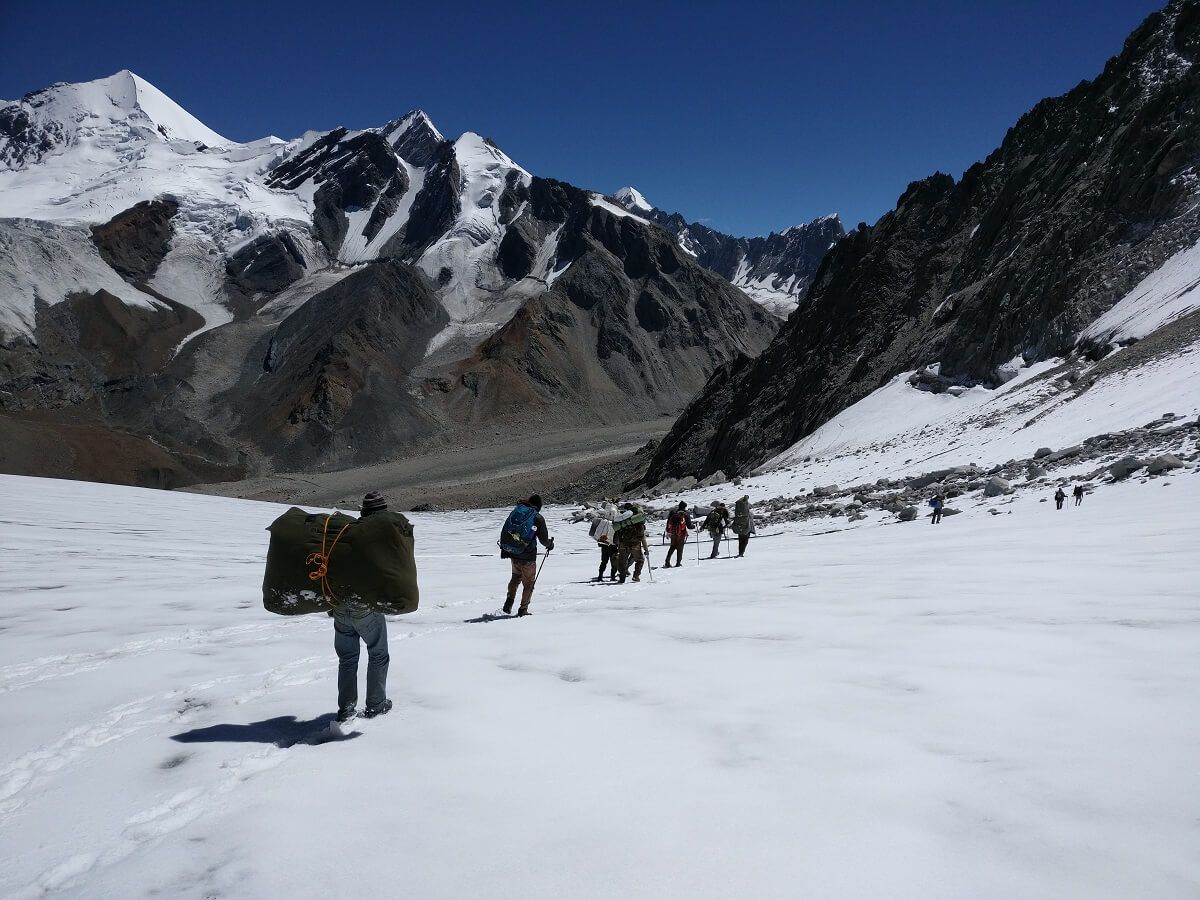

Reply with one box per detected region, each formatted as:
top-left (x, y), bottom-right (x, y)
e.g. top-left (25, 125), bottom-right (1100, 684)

top-left (702, 502), bottom-right (730, 558)
top-left (664, 502), bottom-right (694, 568)
top-left (591, 501), bottom-right (619, 582)
top-left (332, 491), bottom-right (393, 722)
top-left (929, 494), bottom-right (944, 525)
top-left (733, 495), bottom-right (756, 556)
top-left (1073, 484), bottom-right (1085, 506)
top-left (615, 503), bottom-right (649, 582)
top-left (1054, 487), bottom-right (1066, 510)
top-left (499, 494), bottom-right (554, 616)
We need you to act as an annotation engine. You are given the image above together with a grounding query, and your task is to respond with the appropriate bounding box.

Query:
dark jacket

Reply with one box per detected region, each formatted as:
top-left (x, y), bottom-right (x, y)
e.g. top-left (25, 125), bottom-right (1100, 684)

top-left (733, 498), bottom-right (755, 536)
top-left (617, 520), bottom-right (647, 548)
top-left (502, 510), bottom-right (553, 562)
top-left (703, 508), bottom-right (729, 533)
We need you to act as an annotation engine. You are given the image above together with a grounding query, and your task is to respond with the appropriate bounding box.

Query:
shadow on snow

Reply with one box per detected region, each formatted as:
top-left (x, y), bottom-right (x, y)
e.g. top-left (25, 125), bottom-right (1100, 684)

top-left (170, 713), bottom-right (359, 747)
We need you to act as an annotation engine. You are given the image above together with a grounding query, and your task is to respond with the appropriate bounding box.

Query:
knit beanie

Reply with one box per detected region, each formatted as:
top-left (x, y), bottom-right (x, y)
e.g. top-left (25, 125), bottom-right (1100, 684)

top-left (361, 491), bottom-right (388, 515)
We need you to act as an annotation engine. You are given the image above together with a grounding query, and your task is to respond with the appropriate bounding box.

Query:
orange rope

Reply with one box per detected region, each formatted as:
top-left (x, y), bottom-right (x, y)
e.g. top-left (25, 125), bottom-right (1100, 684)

top-left (306, 514), bottom-right (350, 605)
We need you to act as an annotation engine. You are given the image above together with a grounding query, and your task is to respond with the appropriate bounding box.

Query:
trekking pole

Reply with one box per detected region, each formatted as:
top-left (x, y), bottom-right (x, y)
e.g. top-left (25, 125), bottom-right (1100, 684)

top-left (695, 529), bottom-right (700, 565)
top-left (532, 548), bottom-right (552, 589)
top-left (644, 543), bottom-right (654, 582)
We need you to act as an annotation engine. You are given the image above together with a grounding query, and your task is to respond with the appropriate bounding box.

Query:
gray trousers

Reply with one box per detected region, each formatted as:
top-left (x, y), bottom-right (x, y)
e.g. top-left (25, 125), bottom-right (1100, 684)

top-left (333, 609), bottom-right (389, 710)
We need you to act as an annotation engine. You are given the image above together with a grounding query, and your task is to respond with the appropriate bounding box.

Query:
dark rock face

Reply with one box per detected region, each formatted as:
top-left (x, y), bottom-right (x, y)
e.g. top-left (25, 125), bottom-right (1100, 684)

top-left (390, 141), bottom-right (461, 257)
top-left (0, 288), bottom-right (203, 412)
top-left (645, 1), bottom-right (1200, 482)
top-left (0, 284), bottom-right (243, 489)
top-left (90, 199), bottom-right (179, 283)
top-left (444, 182), bottom-right (778, 428)
top-left (226, 232), bottom-right (307, 295)
top-left (267, 128), bottom-right (406, 255)
top-left (383, 111), bottom-right (443, 167)
top-left (233, 260), bottom-right (449, 469)
top-left (0, 101), bottom-right (63, 167)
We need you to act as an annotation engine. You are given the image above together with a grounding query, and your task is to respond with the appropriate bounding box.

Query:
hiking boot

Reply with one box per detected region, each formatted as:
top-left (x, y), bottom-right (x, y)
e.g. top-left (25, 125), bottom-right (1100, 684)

top-left (336, 705), bottom-right (357, 723)
top-left (517, 606), bottom-right (532, 617)
top-left (363, 699), bottom-right (393, 719)
top-left (502, 598), bottom-right (514, 615)
top-left (632, 575), bottom-right (641, 582)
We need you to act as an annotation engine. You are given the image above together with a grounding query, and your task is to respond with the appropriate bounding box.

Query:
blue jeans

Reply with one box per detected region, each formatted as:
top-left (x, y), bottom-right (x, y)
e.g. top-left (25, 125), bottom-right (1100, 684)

top-left (333, 609), bottom-right (389, 710)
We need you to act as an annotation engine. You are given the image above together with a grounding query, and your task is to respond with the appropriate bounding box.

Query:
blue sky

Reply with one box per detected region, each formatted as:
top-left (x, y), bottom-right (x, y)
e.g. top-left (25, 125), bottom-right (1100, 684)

top-left (1, 0), bottom-right (1163, 235)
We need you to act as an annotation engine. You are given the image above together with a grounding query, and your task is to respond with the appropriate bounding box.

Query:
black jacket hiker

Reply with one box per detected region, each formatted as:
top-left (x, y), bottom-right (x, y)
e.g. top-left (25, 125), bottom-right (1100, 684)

top-left (502, 495), bottom-right (554, 616)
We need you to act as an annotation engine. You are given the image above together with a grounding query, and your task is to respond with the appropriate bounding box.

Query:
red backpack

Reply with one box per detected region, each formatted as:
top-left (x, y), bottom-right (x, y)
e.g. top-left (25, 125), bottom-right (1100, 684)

top-left (667, 510), bottom-right (688, 537)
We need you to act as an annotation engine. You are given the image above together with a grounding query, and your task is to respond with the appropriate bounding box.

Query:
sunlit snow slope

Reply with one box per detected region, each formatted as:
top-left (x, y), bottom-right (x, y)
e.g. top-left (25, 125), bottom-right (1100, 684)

top-left (1, 473), bottom-right (1197, 899)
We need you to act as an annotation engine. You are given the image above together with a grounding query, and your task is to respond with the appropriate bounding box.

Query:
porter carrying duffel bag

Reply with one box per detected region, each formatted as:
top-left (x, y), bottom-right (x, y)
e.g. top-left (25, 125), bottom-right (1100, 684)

top-left (262, 508), bottom-right (419, 616)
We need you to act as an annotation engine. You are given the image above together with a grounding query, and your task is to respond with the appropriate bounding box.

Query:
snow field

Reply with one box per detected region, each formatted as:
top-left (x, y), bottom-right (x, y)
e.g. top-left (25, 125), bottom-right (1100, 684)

top-left (0, 473), bottom-right (1197, 898)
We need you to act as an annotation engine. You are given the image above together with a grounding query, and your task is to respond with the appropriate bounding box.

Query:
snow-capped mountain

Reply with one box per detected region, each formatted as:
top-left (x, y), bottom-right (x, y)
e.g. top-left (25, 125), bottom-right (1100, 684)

top-left (0, 72), bottom-right (776, 484)
top-left (607, 186), bottom-right (845, 317)
top-left (644, 0), bottom-right (1200, 484)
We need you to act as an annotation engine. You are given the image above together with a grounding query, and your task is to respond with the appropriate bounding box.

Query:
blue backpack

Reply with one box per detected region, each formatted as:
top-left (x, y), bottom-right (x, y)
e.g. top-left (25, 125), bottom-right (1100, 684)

top-left (499, 504), bottom-right (538, 556)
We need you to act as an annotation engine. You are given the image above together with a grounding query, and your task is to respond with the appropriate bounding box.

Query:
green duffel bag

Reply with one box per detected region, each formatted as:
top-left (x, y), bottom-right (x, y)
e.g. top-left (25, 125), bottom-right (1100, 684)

top-left (611, 511), bottom-right (646, 533)
top-left (262, 508), bottom-right (420, 616)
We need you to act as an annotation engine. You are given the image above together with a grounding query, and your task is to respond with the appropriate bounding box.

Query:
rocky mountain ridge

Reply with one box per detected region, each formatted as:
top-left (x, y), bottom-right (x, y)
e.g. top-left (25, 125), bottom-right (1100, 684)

top-left (609, 187), bottom-right (845, 317)
top-left (643, 0), bottom-right (1200, 484)
top-left (0, 73), bottom-right (777, 486)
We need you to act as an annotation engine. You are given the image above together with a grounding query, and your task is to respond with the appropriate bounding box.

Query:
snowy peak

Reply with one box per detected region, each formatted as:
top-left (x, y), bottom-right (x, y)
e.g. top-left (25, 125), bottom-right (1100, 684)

top-left (613, 186), bottom-right (653, 213)
top-left (382, 109), bottom-right (444, 168)
top-left (0, 70), bottom-right (229, 167)
top-left (783, 213), bottom-right (841, 238)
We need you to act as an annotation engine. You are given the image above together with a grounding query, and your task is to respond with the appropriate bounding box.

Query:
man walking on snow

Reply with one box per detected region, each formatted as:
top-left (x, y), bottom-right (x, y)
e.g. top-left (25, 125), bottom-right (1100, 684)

top-left (1054, 487), bottom-right (1066, 510)
top-left (616, 503), bottom-right (650, 583)
top-left (702, 502), bottom-right (730, 558)
top-left (1073, 484), bottom-right (1085, 506)
top-left (664, 502), bottom-right (693, 568)
top-left (500, 494), bottom-right (554, 616)
top-left (333, 491), bottom-right (393, 723)
top-left (929, 494), bottom-right (944, 524)
top-left (733, 495), bottom-right (756, 555)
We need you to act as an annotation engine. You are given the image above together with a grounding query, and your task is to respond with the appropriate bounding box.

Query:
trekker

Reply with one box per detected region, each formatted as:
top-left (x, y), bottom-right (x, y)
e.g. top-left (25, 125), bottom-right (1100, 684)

top-left (1054, 487), bottom-right (1066, 510)
top-left (499, 494), bottom-right (554, 616)
top-left (664, 502), bottom-right (694, 568)
top-left (592, 501), bottom-right (619, 582)
top-left (702, 502), bottom-right (730, 558)
top-left (929, 494), bottom-right (944, 525)
top-left (333, 491), bottom-right (393, 723)
top-left (1073, 484), bottom-right (1085, 506)
top-left (615, 503), bottom-right (650, 583)
top-left (733, 495), bottom-right (756, 556)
